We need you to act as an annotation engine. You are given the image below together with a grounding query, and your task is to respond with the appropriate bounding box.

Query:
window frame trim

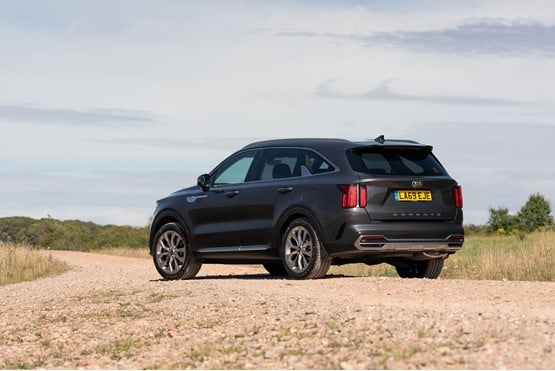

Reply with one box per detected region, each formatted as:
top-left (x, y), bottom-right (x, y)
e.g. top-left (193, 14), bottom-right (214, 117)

top-left (208, 146), bottom-right (340, 187)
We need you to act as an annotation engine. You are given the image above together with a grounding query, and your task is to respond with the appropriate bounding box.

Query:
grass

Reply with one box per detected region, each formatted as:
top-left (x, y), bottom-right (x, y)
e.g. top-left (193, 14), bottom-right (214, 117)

top-left (442, 230), bottom-right (554, 281)
top-left (0, 244), bottom-right (70, 286)
top-left (97, 338), bottom-right (143, 361)
top-left (329, 230), bottom-right (555, 281)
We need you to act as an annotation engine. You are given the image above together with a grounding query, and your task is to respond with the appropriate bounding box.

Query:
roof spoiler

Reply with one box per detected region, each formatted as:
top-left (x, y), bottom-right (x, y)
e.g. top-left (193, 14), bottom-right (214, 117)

top-left (351, 135), bottom-right (433, 152)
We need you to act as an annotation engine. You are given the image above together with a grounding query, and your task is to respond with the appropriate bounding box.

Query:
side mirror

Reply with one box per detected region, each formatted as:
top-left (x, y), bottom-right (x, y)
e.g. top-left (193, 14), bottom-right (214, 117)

top-left (197, 174), bottom-right (211, 192)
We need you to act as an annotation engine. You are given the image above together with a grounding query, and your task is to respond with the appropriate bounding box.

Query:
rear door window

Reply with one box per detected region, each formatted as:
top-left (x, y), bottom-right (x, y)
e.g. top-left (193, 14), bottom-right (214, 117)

top-left (257, 148), bottom-right (300, 180)
top-left (349, 147), bottom-right (447, 176)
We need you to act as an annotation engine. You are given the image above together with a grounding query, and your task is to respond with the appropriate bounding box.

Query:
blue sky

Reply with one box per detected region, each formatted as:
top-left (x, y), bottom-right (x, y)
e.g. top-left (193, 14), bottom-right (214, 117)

top-left (1, 0), bottom-right (554, 226)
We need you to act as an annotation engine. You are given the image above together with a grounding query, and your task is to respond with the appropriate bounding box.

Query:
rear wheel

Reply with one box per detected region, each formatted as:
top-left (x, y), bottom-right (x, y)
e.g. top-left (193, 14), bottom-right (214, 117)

top-left (152, 222), bottom-right (202, 280)
top-left (395, 258), bottom-right (444, 279)
top-left (281, 218), bottom-right (329, 279)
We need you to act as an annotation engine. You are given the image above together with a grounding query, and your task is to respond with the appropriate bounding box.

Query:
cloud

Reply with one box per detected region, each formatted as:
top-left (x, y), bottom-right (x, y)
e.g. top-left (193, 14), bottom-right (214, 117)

top-left (0, 104), bottom-right (155, 127)
top-left (280, 18), bottom-right (555, 57)
top-left (315, 79), bottom-right (519, 105)
top-left (96, 136), bottom-right (265, 152)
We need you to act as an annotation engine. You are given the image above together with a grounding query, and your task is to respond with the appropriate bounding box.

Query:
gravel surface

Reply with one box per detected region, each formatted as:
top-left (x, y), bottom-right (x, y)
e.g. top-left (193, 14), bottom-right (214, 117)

top-left (0, 250), bottom-right (553, 369)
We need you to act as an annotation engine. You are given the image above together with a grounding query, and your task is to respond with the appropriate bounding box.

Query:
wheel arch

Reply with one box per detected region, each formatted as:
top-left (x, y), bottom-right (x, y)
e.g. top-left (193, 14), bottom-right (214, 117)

top-left (274, 206), bottom-right (329, 257)
top-left (149, 209), bottom-right (189, 255)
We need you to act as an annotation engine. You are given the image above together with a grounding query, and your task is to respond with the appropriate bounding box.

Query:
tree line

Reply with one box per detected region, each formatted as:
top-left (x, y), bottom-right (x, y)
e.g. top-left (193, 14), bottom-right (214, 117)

top-left (488, 193), bottom-right (553, 234)
top-left (0, 216), bottom-right (148, 250)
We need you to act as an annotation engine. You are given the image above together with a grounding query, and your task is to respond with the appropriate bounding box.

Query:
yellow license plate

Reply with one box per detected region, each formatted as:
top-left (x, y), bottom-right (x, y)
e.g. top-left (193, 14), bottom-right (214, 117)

top-left (395, 190), bottom-right (432, 202)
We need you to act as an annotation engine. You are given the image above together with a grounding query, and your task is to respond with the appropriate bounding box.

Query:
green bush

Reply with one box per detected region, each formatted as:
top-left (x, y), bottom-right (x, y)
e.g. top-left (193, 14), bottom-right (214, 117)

top-left (488, 193), bottom-right (553, 234)
top-left (516, 193), bottom-right (553, 232)
top-left (0, 217), bottom-right (148, 251)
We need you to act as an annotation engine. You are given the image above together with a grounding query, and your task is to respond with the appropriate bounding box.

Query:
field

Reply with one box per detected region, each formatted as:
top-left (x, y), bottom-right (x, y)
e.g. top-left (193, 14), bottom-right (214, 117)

top-left (331, 230), bottom-right (555, 281)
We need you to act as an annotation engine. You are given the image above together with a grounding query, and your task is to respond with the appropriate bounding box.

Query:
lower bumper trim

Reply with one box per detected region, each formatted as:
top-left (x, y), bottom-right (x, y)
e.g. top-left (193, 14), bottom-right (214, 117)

top-left (355, 235), bottom-right (463, 252)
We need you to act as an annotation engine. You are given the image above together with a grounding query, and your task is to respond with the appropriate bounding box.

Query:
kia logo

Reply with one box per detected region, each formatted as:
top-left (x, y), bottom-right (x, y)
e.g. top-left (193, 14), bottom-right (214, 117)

top-left (412, 180), bottom-right (423, 188)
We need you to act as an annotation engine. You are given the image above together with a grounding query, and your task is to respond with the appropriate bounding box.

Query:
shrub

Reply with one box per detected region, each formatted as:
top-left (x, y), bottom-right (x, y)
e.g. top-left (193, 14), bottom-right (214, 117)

top-left (516, 193), bottom-right (553, 232)
top-left (488, 193), bottom-right (553, 234)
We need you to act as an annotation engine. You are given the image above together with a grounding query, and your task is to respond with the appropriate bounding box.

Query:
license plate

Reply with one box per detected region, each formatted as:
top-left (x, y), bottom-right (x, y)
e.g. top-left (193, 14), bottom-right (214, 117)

top-left (395, 190), bottom-right (432, 202)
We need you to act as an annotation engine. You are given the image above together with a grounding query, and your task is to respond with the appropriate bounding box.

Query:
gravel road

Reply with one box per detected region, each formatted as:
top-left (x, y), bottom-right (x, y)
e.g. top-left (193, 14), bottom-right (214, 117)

top-left (0, 251), bottom-right (553, 369)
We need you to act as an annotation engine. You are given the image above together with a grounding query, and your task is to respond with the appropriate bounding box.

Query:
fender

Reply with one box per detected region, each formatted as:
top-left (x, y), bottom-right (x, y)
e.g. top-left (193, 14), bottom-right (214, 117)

top-left (149, 209), bottom-right (190, 255)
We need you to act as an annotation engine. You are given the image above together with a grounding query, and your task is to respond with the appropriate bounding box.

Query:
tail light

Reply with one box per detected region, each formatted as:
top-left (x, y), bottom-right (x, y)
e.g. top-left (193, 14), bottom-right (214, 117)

top-left (338, 184), bottom-right (367, 208)
top-left (359, 185), bottom-right (367, 207)
top-left (454, 186), bottom-right (463, 208)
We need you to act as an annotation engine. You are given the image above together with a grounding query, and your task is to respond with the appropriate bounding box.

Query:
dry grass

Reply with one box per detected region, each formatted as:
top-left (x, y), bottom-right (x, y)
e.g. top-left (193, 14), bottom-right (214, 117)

top-left (330, 230), bottom-right (555, 281)
top-left (0, 244), bottom-right (70, 286)
top-left (442, 230), bottom-right (554, 281)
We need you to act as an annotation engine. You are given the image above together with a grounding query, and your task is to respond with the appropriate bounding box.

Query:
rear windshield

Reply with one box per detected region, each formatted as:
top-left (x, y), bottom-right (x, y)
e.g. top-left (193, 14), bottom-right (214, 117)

top-left (348, 147), bottom-right (447, 176)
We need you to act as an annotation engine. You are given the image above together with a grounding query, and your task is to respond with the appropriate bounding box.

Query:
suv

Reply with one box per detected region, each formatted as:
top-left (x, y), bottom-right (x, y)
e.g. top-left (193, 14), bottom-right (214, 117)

top-left (150, 136), bottom-right (464, 280)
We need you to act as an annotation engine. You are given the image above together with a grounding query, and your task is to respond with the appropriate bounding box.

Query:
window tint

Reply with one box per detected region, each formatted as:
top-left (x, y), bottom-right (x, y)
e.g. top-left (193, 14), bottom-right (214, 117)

top-left (349, 147), bottom-right (447, 176)
top-left (212, 151), bottom-right (256, 186)
top-left (254, 148), bottom-right (336, 181)
top-left (301, 149), bottom-right (335, 175)
top-left (258, 148), bottom-right (299, 180)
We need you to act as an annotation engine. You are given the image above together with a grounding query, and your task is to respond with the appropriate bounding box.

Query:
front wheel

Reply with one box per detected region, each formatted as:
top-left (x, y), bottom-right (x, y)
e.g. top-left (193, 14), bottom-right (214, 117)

top-left (395, 258), bottom-right (444, 279)
top-left (152, 222), bottom-right (202, 280)
top-left (281, 218), bottom-right (330, 279)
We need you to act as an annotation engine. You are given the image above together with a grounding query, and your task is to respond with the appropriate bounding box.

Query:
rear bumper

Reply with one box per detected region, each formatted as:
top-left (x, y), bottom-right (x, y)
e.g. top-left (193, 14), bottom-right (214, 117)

top-left (324, 221), bottom-right (464, 257)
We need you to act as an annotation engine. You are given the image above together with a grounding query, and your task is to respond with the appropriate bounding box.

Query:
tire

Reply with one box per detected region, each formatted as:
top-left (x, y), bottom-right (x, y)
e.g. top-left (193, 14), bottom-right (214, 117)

top-left (262, 262), bottom-right (287, 276)
top-left (281, 218), bottom-right (328, 280)
top-left (152, 222), bottom-right (202, 280)
top-left (395, 258), bottom-right (444, 279)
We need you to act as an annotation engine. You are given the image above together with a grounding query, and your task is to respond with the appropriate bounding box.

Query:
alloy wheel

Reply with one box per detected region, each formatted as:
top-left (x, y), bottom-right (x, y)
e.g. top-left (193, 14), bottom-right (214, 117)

top-left (284, 225), bottom-right (314, 273)
top-left (155, 230), bottom-right (187, 275)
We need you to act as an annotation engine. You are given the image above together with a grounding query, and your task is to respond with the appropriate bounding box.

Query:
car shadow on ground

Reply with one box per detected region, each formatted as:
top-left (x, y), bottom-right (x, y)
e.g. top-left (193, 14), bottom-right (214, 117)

top-left (150, 273), bottom-right (348, 282)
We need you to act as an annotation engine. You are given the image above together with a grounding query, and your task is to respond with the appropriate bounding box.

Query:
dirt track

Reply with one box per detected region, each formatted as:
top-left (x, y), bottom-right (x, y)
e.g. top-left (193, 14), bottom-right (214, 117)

top-left (0, 251), bottom-right (553, 369)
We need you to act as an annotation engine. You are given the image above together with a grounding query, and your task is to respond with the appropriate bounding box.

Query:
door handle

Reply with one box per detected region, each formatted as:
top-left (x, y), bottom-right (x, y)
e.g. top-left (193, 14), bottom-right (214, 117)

top-left (226, 190), bottom-right (240, 198)
top-left (278, 187), bottom-right (293, 194)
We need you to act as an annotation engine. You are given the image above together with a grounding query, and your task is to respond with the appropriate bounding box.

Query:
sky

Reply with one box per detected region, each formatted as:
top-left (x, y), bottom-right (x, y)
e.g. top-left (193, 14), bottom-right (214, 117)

top-left (1, 0), bottom-right (554, 226)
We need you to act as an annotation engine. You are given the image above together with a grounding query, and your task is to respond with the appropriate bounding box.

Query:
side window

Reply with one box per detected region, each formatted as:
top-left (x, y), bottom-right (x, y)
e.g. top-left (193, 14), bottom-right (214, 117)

top-left (302, 150), bottom-right (335, 175)
top-left (211, 151), bottom-right (256, 186)
top-left (257, 148), bottom-right (299, 180)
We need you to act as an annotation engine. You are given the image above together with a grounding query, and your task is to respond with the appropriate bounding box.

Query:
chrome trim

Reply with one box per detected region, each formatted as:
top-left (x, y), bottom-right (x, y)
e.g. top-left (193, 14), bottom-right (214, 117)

top-left (196, 245), bottom-right (271, 253)
top-left (186, 195), bottom-right (208, 203)
top-left (355, 235), bottom-right (463, 252)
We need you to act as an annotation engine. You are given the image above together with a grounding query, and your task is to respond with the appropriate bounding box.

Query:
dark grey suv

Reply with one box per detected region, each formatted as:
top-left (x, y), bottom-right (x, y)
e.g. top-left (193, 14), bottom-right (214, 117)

top-left (150, 136), bottom-right (464, 280)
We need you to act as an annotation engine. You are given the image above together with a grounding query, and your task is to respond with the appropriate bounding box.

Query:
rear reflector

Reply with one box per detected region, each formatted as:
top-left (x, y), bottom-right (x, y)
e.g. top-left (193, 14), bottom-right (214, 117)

top-left (454, 186), bottom-right (463, 208)
top-left (448, 235), bottom-right (465, 242)
top-left (360, 235), bottom-right (387, 243)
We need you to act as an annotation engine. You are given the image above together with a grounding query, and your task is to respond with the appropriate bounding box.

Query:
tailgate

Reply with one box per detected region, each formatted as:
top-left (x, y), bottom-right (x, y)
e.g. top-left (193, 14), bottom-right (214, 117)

top-left (361, 177), bottom-right (459, 221)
